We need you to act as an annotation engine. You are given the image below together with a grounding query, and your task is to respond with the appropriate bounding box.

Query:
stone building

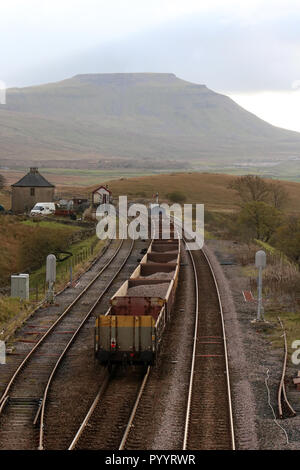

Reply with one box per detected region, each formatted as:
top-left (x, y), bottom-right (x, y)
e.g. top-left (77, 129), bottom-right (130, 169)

top-left (11, 167), bottom-right (55, 213)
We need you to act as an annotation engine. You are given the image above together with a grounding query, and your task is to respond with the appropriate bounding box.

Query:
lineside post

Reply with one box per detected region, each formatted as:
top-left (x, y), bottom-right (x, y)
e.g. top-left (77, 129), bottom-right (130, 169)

top-left (255, 250), bottom-right (266, 321)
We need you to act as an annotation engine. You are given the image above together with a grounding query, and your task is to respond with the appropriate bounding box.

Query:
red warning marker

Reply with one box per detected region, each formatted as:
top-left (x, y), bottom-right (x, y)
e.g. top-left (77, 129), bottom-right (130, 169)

top-left (243, 290), bottom-right (254, 302)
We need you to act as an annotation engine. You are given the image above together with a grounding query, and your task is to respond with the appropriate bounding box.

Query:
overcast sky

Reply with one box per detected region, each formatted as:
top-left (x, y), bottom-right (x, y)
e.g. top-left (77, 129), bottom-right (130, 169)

top-left (1, 0), bottom-right (300, 131)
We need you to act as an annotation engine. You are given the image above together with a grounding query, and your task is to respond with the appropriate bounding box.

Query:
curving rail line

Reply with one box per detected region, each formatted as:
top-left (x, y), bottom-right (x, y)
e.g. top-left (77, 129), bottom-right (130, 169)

top-left (0, 238), bottom-right (125, 410)
top-left (67, 217), bottom-right (157, 451)
top-left (0, 214), bottom-right (237, 451)
top-left (70, 235), bottom-right (236, 451)
top-left (38, 238), bottom-right (135, 449)
top-left (68, 371), bottom-right (111, 450)
top-left (118, 366), bottom-right (150, 450)
top-left (0, 235), bottom-right (136, 450)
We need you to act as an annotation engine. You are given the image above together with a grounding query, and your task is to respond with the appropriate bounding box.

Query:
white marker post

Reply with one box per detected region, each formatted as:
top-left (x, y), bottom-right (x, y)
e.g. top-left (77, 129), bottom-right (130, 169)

top-left (0, 340), bottom-right (6, 365)
top-left (255, 250), bottom-right (266, 321)
top-left (46, 254), bottom-right (56, 304)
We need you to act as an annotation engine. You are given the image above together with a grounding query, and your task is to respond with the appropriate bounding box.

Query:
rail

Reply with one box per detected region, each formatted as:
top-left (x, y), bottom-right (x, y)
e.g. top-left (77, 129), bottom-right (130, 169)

top-left (181, 231), bottom-right (235, 450)
top-left (0, 238), bottom-right (125, 411)
top-left (119, 366), bottom-right (151, 450)
top-left (38, 238), bottom-right (135, 449)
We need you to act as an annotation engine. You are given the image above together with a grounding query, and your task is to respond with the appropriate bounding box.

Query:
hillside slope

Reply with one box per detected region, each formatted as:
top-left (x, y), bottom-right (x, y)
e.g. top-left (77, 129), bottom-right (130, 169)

top-left (1, 73), bottom-right (300, 167)
top-left (81, 172), bottom-right (300, 215)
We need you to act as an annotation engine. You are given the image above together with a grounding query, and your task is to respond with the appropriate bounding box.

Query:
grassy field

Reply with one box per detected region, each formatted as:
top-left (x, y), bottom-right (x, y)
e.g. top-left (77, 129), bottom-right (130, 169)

top-left (0, 189), bottom-right (11, 209)
top-left (0, 217), bottom-right (92, 287)
top-left (98, 172), bottom-right (300, 214)
top-left (4, 170), bottom-right (300, 214)
top-left (264, 311), bottom-right (300, 351)
top-left (21, 219), bottom-right (80, 232)
top-left (0, 234), bottom-right (105, 340)
top-left (1, 168), bottom-right (181, 190)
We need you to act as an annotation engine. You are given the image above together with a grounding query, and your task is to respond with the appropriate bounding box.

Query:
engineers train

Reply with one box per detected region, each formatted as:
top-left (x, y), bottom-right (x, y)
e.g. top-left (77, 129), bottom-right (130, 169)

top-left (94, 222), bottom-right (180, 366)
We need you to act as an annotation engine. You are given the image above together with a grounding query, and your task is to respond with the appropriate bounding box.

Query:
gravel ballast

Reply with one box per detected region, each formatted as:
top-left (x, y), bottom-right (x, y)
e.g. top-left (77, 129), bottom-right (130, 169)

top-left (140, 271), bottom-right (175, 280)
top-left (148, 258), bottom-right (177, 264)
top-left (205, 239), bottom-right (300, 450)
top-left (127, 283), bottom-right (170, 297)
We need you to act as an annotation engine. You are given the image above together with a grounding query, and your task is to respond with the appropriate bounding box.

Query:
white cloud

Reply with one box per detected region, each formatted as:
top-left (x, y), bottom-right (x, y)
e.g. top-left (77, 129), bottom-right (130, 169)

top-left (292, 80), bottom-right (300, 90)
top-left (229, 90), bottom-right (300, 132)
top-left (1, 0), bottom-right (300, 132)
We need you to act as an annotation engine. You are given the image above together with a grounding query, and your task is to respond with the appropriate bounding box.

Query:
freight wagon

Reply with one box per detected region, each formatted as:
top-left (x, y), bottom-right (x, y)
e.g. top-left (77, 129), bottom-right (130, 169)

top-left (95, 232), bottom-right (180, 366)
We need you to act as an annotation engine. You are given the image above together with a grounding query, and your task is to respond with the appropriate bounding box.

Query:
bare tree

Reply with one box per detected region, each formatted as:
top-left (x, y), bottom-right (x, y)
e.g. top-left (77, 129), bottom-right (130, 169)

top-left (228, 175), bottom-right (270, 204)
top-left (0, 174), bottom-right (6, 190)
top-left (268, 181), bottom-right (289, 209)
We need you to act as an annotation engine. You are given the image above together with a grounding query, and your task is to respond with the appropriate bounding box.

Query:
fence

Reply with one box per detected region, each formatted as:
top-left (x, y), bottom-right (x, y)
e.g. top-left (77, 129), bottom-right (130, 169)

top-left (29, 240), bottom-right (98, 301)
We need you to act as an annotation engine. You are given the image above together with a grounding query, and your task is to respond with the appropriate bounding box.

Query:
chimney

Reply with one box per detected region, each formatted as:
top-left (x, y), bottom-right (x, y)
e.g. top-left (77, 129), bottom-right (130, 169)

top-left (30, 167), bottom-right (38, 174)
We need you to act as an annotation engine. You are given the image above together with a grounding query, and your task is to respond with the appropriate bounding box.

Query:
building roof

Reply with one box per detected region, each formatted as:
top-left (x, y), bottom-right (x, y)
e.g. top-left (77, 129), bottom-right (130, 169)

top-left (12, 168), bottom-right (55, 188)
top-left (92, 185), bottom-right (111, 194)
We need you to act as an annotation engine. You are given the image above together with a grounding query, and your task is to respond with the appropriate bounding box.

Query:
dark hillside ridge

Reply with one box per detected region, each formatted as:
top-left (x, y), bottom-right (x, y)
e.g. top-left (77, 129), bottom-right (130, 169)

top-left (0, 73), bottom-right (299, 167)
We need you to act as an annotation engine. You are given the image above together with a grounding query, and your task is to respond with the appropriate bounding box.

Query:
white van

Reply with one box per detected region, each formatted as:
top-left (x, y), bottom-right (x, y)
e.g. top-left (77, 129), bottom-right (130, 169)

top-left (30, 202), bottom-right (56, 217)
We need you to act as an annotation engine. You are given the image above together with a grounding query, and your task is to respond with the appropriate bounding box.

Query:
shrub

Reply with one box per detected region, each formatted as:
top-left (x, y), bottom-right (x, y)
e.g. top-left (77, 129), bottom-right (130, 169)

top-left (166, 191), bottom-right (186, 203)
top-left (0, 174), bottom-right (6, 190)
top-left (0, 217), bottom-right (73, 286)
top-left (236, 201), bottom-right (282, 242)
top-left (271, 216), bottom-right (300, 265)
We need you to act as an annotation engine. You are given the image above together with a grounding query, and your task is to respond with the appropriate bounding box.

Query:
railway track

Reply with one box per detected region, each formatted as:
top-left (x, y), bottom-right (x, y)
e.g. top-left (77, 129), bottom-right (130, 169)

top-left (70, 237), bottom-right (236, 451)
top-left (68, 366), bottom-right (150, 450)
top-left (0, 236), bottom-right (136, 450)
top-left (183, 244), bottom-right (235, 450)
top-left (110, 239), bottom-right (236, 451)
top-left (70, 234), bottom-right (236, 451)
top-left (0, 214), bottom-right (236, 450)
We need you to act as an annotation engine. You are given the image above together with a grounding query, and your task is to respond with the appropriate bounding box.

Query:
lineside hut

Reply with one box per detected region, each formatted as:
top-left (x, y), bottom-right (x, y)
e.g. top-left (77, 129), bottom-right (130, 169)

top-left (92, 185), bottom-right (112, 206)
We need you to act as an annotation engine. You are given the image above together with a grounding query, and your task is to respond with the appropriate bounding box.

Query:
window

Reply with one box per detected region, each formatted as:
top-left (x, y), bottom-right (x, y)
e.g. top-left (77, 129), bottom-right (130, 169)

top-left (30, 188), bottom-right (35, 196)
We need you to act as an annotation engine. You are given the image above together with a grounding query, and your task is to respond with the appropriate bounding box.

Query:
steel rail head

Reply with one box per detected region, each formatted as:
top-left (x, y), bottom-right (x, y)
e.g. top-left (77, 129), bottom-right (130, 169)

top-left (178, 221), bottom-right (235, 450)
top-left (201, 247), bottom-right (236, 450)
top-left (0, 395), bottom-right (9, 414)
top-left (68, 372), bottom-right (110, 450)
top-left (169, 215), bottom-right (200, 450)
top-left (182, 239), bottom-right (199, 450)
top-left (0, 238), bottom-right (124, 410)
top-left (119, 366), bottom-right (151, 450)
top-left (67, 222), bottom-right (156, 451)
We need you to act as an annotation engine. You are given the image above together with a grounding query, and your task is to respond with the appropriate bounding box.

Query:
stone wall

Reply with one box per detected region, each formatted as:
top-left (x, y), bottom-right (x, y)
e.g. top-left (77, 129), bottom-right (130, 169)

top-left (11, 187), bottom-right (55, 213)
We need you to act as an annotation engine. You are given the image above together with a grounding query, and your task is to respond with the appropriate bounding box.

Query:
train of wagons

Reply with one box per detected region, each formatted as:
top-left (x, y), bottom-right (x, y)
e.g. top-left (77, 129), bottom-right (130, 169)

top-left (94, 221), bottom-right (180, 366)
